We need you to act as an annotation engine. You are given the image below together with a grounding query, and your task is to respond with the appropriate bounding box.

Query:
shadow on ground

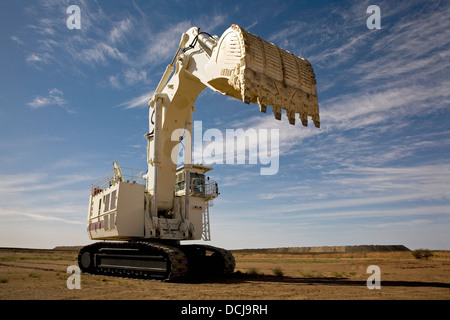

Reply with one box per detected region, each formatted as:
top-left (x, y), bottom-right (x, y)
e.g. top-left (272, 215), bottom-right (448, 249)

top-left (179, 272), bottom-right (450, 289)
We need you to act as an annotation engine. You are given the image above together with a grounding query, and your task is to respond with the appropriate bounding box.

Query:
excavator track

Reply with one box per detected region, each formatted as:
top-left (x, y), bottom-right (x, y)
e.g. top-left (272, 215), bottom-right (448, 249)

top-left (78, 241), bottom-right (188, 281)
top-left (180, 244), bottom-right (236, 278)
top-left (78, 242), bottom-right (235, 281)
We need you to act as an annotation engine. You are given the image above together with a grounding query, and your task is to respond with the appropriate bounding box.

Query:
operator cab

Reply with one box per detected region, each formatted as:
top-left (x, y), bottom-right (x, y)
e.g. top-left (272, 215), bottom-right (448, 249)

top-left (175, 164), bottom-right (217, 198)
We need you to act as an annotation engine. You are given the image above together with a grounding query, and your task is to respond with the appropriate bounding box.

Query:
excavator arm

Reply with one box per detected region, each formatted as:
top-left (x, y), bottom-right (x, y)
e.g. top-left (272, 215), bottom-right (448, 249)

top-left (146, 24), bottom-right (320, 212)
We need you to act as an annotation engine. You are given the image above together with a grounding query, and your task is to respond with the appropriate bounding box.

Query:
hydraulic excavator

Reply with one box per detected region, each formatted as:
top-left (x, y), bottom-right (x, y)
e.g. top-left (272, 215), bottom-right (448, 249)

top-left (78, 24), bottom-right (320, 280)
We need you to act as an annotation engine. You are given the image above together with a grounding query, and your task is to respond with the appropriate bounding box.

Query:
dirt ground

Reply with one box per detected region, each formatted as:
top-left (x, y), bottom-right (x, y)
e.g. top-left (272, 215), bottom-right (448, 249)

top-left (0, 248), bottom-right (449, 300)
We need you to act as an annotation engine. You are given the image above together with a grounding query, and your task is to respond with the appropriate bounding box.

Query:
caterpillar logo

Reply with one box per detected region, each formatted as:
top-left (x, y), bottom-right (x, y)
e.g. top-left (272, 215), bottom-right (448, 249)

top-left (220, 68), bottom-right (234, 76)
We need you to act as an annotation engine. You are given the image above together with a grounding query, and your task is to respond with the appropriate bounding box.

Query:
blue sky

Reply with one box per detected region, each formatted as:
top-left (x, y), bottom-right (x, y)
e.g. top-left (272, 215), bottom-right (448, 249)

top-left (0, 0), bottom-right (449, 250)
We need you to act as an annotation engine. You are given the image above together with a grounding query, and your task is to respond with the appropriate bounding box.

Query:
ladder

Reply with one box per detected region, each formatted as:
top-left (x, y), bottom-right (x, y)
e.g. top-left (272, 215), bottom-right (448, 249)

top-left (202, 199), bottom-right (212, 241)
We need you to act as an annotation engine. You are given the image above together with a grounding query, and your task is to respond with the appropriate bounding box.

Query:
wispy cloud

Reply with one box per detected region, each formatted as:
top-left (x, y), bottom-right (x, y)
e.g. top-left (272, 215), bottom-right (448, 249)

top-left (21, 0), bottom-right (229, 93)
top-left (109, 18), bottom-right (133, 43)
top-left (23, 1), bottom-right (131, 72)
top-left (372, 219), bottom-right (432, 229)
top-left (0, 209), bottom-right (84, 225)
top-left (115, 90), bottom-right (154, 109)
top-left (124, 68), bottom-right (147, 85)
top-left (109, 68), bottom-right (149, 89)
top-left (323, 164), bottom-right (450, 199)
top-left (139, 21), bottom-right (193, 66)
top-left (309, 33), bottom-right (371, 66)
top-left (228, 113), bottom-right (321, 157)
top-left (268, 0), bottom-right (450, 97)
top-left (27, 88), bottom-right (75, 113)
top-left (109, 75), bottom-right (121, 89)
top-left (251, 162), bottom-right (450, 220)
top-left (350, 4), bottom-right (450, 85)
top-left (245, 21), bottom-right (258, 30)
top-left (11, 36), bottom-right (25, 45)
top-left (320, 80), bottom-right (450, 131)
top-left (28, 88), bottom-right (64, 107)
top-left (77, 42), bottom-right (130, 65)
top-left (0, 172), bottom-right (92, 193)
top-left (0, 168), bottom-right (92, 227)
top-left (26, 53), bottom-right (42, 63)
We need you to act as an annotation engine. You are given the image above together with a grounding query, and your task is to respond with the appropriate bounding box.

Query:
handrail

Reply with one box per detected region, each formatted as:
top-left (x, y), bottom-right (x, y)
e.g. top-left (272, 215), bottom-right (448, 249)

top-left (91, 166), bottom-right (146, 192)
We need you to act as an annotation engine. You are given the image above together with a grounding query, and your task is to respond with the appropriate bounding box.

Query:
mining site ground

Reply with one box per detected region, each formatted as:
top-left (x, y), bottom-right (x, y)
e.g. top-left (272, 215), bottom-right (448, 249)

top-left (0, 247), bottom-right (449, 300)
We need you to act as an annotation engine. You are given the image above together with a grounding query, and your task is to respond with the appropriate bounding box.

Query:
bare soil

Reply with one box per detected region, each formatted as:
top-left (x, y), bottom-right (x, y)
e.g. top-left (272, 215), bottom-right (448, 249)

top-left (0, 248), bottom-right (449, 300)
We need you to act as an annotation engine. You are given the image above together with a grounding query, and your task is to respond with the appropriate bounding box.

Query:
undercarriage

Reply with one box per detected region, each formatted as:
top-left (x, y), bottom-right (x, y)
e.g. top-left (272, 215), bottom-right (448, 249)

top-left (78, 241), bottom-right (235, 281)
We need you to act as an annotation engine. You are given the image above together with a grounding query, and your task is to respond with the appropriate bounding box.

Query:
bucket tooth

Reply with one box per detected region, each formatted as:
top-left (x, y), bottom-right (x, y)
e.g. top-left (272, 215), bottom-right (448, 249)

top-left (288, 117), bottom-right (296, 125)
top-left (313, 114), bottom-right (320, 128)
top-left (259, 104), bottom-right (267, 113)
top-left (287, 110), bottom-right (296, 125)
top-left (273, 106), bottom-right (281, 121)
top-left (257, 97), bottom-right (267, 113)
top-left (300, 112), bottom-right (308, 127)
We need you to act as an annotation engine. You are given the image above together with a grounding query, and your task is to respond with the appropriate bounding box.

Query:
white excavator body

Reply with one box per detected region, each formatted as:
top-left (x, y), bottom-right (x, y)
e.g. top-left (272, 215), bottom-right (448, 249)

top-left (79, 25), bottom-right (320, 280)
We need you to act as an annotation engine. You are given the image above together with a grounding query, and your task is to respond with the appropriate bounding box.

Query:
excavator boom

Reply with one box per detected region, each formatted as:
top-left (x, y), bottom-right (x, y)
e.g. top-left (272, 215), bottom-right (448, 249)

top-left (147, 24), bottom-right (320, 210)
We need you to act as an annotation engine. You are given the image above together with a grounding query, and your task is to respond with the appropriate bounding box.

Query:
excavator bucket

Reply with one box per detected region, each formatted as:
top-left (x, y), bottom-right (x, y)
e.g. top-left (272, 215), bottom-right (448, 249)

top-left (207, 24), bottom-right (320, 128)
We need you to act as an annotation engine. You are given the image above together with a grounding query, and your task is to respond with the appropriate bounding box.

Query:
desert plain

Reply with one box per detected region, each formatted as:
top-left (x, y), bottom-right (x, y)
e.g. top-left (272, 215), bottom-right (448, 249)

top-left (0, 246), bottom-right (449, 300)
